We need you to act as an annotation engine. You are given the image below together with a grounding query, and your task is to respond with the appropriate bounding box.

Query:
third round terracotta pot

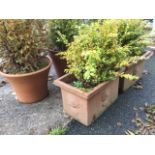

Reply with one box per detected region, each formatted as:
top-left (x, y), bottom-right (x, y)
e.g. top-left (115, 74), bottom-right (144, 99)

top-left (0, 56), bottom-right (52, 104)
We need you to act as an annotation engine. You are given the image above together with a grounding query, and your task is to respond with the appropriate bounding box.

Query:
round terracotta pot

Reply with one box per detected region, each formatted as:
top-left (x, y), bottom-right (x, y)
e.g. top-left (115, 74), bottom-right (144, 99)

top-left (49, 52), bottom-right (67, 78)
top-left (0, 56), bottom-right (52, 104)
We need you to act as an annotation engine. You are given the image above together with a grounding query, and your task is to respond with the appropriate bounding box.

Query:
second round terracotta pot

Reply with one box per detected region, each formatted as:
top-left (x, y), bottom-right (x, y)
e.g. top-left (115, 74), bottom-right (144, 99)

top-left (49, 51), bottom-right (67, 78)
top-left (0, 56), bottom-right (52, 104)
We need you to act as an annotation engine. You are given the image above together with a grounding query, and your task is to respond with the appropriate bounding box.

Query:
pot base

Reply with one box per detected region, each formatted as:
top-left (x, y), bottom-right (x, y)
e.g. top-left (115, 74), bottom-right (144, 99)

top-left (17, 92), bottom-right (49, 104)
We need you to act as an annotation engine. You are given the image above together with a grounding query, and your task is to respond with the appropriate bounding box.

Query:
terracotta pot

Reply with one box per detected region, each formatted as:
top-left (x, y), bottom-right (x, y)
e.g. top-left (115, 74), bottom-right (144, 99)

top-left (119, 60), bottom-right (144, 92)
top-left (0, 56), bottom-right (52, 104)
top-left (49, 52), bottom-right (67, 78)
top-left (119, 50), bottom-right (153, 92)
top-left (54, 74), bottom-right (119, 126)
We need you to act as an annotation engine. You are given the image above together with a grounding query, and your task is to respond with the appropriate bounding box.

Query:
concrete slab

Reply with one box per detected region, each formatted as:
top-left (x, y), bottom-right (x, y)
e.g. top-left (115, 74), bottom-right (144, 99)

top-left (0, 67), bottom-right (71, 135)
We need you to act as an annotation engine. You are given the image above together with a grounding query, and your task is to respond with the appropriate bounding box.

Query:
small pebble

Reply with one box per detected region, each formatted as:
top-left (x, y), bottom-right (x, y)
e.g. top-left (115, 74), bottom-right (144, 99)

top-left (12, 92), bottom-right (16, 96)
top-left (133, 107), bottom-right (138, 111)
top-left (139, 107), bottom-right (144, 111)
top-left (116, 122), bottom-right (122, 127)
top-left (143, 70), bottom-right (150, 75)
top-left (48, 75), bottom-right (53, 81)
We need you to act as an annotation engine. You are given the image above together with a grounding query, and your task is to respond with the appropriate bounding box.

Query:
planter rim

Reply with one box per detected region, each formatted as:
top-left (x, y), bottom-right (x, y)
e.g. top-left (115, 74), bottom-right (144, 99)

top-left (126, 50), bottom-right (153, 69)
top-left (0, 56), bottom-right (52, 78)
top-left (54, 74), bottom-right (118, 100)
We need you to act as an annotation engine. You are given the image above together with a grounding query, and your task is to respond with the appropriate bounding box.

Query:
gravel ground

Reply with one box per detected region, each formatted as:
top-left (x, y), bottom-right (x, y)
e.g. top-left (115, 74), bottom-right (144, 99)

top-left (0, 67), bottom-right (71, 135)
top-left (66, 53), bottom-right (155, 135)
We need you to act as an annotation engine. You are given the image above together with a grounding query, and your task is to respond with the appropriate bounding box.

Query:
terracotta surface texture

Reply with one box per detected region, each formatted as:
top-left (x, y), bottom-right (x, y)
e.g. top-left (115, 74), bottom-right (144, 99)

top-left (50, 52), bottom-right (67, 78)
top-left (119, 60), bottom-right (144, 92)
top-left (54, 74), bottom-right (119, 126)
top-left (119, 50), bottom-right (153, 92)
top-left (0, 56), bottom-right (52, 104)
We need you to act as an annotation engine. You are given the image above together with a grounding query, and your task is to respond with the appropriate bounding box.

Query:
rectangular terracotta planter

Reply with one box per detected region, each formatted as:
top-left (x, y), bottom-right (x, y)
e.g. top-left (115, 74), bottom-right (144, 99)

top-left (119, 50), bottom-right (153, 92)
top-left (119, 59), bottom-right (144, 92)
top-left (54, 74), bottom-right (119, 126)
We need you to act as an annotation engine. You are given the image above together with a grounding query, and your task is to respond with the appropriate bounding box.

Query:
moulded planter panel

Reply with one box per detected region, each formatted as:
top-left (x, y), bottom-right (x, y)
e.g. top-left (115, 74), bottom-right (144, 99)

top-left (87, 79), bottom-right (119, 125)
top-left (119, 59), bottom-right (144, 92)
top-left (61, 89), bottom-right (88, 125)
top-left (54, 74), bottom-right (119, 126)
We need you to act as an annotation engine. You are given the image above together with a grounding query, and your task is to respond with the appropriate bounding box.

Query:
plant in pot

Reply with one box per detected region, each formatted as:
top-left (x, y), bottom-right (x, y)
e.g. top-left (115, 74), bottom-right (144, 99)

top-left (116, 19), bottom-right (153, 92)
top-left (54, 20), bottom-right (136, 126)
top-left (48, 19), bottom-right (82, 77)
top-left (0, 19), bottom-right (52, 104)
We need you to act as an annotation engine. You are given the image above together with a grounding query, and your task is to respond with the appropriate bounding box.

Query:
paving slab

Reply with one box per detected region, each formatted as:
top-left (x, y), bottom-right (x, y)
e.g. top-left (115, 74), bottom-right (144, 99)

top-left (0, 67), bottom-right (71, 135)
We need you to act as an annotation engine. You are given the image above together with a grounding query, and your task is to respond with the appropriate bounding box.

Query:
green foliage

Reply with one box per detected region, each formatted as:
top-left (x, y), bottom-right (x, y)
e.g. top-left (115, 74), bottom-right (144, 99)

top-left (72, 80), bottom-right (92, 92)
top-left (73, 81), bottom-right (83, 88)
top-left (60, 19), bottom-right (150, 88)
top-left (61, 20), bottom-right (130, 87)
top-left (0, 19), bottom-right (48, 74)
top-left (48, 127), bottom-right (67, 135)
top-left (48, 19), bottom-right (82, 51)
top-left (84, 19), bottom-right (104, 25)
top-left (118, 73), bottom-right (139, 81)
top-left (117, 19), bottom-right (150, 57)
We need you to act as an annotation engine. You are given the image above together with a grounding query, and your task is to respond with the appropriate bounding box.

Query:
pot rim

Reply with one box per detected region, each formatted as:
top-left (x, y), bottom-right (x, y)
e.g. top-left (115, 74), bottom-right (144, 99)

top-left (0, 55), bottom-right (52, 78)
top-left (54, 74), bottom-right (118, 100)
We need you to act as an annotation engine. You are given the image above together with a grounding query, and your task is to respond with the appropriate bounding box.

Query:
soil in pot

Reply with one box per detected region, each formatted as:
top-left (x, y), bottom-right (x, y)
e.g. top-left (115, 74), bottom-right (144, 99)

top-left (49, 51), bottom-right (67, 78)
top-left (0, 56), bottom-right (52, 104)
top-left (54, 74), bottom-right (119, 126)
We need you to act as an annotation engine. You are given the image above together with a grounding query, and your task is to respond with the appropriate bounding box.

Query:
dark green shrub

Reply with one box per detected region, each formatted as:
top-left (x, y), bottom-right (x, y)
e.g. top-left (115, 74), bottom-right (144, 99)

top-left (0, 19), bottom-right (48, 74)
top-left (48, 19), bottom-right (82, 51)
top-left (117, 19), bottom-right (150, 57)
top-left (83, 19), bottom-right (104, 24)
